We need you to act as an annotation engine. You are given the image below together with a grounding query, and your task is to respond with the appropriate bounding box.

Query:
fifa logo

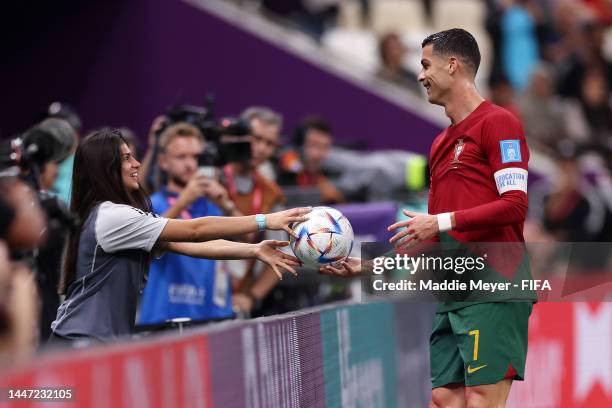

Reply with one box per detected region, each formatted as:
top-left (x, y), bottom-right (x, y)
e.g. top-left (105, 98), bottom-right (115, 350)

top-left (451, 138), bottom-right (464, 167)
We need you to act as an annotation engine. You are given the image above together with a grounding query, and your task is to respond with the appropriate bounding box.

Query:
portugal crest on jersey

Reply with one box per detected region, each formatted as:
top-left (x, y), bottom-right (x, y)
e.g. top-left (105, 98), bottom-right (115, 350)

top-left (451, 138), bottom-right (464, 167)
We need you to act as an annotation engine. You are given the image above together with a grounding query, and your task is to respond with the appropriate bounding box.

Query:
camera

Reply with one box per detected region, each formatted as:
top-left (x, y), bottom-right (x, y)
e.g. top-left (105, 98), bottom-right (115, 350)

top-left (0, 122), bottom-right (79, 241)
top-left (158, 101), bottom-right (253, 168)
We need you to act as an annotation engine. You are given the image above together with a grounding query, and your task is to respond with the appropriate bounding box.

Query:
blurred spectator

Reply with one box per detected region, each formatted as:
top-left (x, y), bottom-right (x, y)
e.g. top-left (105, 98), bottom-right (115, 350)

top-left (422, 0), bottom-right (434, 26)
top-left (139, 115), bottom-right (167, 192)
top-left (221, 106), bottom-right (287, 314)
top-left (485, 0), bottom-right (506, 83)
top-left (359, 0), bottom-right (371, 27)
top-left (45, 103), bottom-right (81, 204)
top-left (501, 0), bottom-right (541, 90)
top-left (240, 107), bottom-right (283, 182)
top-left (518, 63), bottom-right (566, 154)
top-left (322, 147), bottom-right (426, 201)
top-left (376, 32), bottom-right (421, 94)
top-left (278, 116), bottom-right (344, 204)
top-left (543, 151), bottom-right (605, 242)
top-left (488, 76), bottom-right (521, 120)
top-left (23, 118), bottom-right (77, 192)
top-left (46, 101), bottom-right (82, 133)
top-left (19, 120), bottom-right (77, 342)
top-left (0, 178), bottom-right (44, 362)
top-left (542, 1), bottom-right (588, 70)
top-left (578, 68), bottom-right (612, 150)
top-left (562, 68), bottom-right (612, 151)
top-left (261, 0), bottom-right (340, 41)
top-left (557, 21), bottom-right (612, 99)
top-left (543, 150), bottom-right (611, 269)
top-left (39, 161), bottom-right (59, 192)
top-left (139, 123), bottom-right (238, 326)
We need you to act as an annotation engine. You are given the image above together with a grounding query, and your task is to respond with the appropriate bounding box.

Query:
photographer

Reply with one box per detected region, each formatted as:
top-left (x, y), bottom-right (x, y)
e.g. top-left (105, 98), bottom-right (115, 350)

top-left (1, 118), bottom-right (77, 343)
top-left (132, 104), bottom-right (292, 316)
top-left (0, 178), bottom-right (47, 251)
top-left (20, 118), bottom-right (77, 194)
top-left (138, 123), bottom-right (240, 326)
top-left (215, 107), bottom-right (290, 315)
top-left (278, 116), bottom-right (343, 204)
top-left (45, 102), bottom-right (81, 205)
top-left (0, 177), bottom-right (45, 363)
top-left (50, 129), bottom-right (309, 343)
top-left (25, 119), bottom-right (77, 342)
top-left (138, 115), bottom-right (166, 192)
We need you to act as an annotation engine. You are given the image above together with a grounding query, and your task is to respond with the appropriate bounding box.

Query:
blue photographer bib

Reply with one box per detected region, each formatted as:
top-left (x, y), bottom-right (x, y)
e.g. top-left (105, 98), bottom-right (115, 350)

top-left (138, 188), bottom-right (233, 324)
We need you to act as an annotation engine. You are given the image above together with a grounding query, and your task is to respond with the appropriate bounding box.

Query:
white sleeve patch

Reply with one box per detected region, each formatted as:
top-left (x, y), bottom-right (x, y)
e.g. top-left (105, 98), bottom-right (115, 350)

top-left (493, 168), bottom-right (528, 195)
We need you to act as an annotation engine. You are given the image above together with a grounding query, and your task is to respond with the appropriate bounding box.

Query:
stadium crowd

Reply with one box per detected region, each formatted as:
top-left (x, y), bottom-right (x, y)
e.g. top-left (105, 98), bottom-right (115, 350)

top-left (261, 0), bottom-right (612, 244)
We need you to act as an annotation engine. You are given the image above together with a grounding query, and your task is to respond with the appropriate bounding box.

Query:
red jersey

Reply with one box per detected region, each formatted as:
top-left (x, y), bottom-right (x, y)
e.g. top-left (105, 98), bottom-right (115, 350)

top-left (428, 101), bottom-right (529, 243)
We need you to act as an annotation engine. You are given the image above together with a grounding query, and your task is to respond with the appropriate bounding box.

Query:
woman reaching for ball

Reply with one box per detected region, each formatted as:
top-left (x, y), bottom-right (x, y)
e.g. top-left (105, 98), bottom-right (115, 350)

top-left (50, 129), bottom-right (309, 343)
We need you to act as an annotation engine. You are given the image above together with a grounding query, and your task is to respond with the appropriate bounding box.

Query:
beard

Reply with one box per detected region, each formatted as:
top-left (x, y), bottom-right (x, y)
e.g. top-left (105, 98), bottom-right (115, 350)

top-left (169, 173), bottom-right (188, 188)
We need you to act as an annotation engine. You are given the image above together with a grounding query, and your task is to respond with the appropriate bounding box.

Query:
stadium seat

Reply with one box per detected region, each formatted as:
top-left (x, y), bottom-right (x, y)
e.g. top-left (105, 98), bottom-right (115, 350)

top-left (370, 0), bottom-right (428, 34)
top-left (321, 28), bottom-right (379, 73)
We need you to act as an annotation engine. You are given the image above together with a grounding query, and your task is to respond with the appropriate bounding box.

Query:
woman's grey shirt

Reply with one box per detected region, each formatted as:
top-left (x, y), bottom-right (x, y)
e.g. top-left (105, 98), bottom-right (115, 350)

top-left (51, 201), bottom-right (168, 342)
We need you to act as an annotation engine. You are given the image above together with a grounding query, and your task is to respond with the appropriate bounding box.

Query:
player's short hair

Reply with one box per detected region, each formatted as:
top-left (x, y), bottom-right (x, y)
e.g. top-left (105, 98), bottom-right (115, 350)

top-left (158, 122), bottom-right (204, 152)
top-left (422, 28), bottom-right (481, 75)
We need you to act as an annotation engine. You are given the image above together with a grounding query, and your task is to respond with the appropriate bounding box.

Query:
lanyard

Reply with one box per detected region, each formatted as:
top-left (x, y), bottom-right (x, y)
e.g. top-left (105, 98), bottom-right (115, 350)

top-left (223, 164), bottom-right (263, 215)
top-left (166, 195), bottom-right (192, 219)
top-left (297, 170), bottom-right (317, 186)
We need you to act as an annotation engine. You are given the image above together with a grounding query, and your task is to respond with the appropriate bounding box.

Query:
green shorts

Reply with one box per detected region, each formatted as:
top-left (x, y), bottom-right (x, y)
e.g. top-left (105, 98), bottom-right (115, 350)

top-left (430, 302), bottom-right (532, 388)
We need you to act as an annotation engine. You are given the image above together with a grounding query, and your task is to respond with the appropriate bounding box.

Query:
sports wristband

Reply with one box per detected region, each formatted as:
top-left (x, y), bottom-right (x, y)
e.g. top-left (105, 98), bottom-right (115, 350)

top-left (437, 212), bottom-right (453, 232)
top-left (255, 214), bottom-right (266, 231)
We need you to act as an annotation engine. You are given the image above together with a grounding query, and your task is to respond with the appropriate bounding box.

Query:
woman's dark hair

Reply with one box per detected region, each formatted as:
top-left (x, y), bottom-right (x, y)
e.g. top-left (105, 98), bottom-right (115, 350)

top-left (59, 129), bottom-right (151, 295)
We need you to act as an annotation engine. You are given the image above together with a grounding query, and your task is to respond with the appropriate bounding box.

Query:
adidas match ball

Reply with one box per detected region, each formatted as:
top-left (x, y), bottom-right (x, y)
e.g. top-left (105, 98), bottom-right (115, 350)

top-left (290, 206), bottom-right (354, 269)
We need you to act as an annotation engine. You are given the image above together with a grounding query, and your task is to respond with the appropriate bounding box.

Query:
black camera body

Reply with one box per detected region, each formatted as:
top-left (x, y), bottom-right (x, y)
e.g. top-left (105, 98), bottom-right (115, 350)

top-left (0, 131), bottom-right (78, 240)
top-left (159, 104), bottom-right (253, 167)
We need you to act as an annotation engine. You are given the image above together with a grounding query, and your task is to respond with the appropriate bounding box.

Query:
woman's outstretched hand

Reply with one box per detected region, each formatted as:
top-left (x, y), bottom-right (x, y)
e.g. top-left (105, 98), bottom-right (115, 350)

top-left (265, 207), bottom-right (311, 237)
top-left (254, 240), bottom-right (302, 280)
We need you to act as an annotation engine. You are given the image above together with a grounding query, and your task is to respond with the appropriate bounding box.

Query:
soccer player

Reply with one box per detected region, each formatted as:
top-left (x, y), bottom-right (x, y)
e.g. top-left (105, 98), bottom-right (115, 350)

top-left (321, 29), bottom-right (531, 408)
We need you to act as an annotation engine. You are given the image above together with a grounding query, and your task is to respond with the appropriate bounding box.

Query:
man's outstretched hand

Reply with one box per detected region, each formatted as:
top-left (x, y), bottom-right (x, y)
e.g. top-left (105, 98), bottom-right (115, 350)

top-left (319, 257), bottom-right (362, 277)
top-left (388, 209), bottom-right (440, 247)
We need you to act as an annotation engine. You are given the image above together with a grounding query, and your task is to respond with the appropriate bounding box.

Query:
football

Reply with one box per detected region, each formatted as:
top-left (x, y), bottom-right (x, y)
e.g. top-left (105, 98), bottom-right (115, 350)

top-left (289, 206), bottom-right (354, 269)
